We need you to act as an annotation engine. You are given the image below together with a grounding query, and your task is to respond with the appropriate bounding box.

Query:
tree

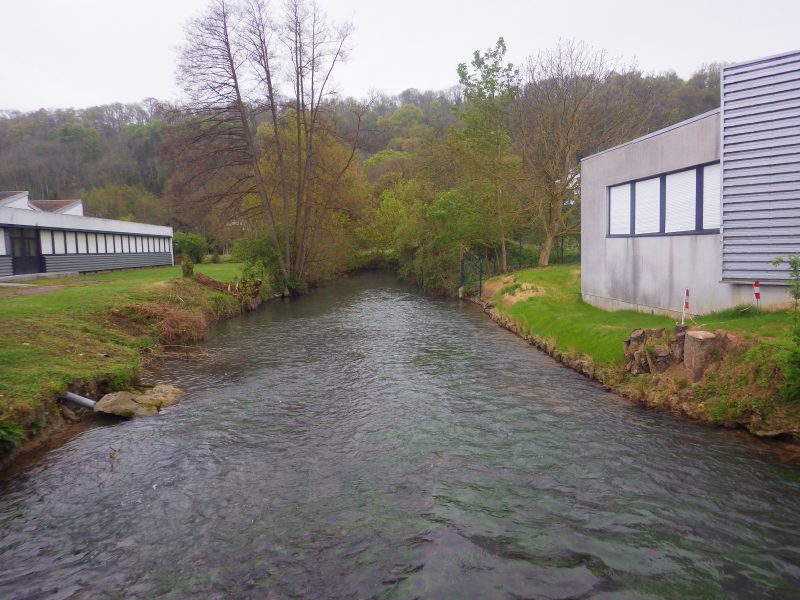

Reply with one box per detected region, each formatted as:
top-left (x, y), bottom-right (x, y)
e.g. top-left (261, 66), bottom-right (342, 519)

top-left (456, 37), bottom-right (519, 272)
top-left (171, 0), bottom-right (360, 293)
top-left (511, 41), bottom-right (649, 265)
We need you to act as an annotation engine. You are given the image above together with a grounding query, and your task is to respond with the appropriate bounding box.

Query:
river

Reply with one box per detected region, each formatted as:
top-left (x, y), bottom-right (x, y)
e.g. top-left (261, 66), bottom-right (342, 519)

top-left (1, 273), bottom-right (799, 598)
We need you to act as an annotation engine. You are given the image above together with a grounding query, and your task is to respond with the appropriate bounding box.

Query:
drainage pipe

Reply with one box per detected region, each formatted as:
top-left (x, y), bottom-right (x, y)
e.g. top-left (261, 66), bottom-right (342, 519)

top-left (60, 392), bottom-right (96, 410)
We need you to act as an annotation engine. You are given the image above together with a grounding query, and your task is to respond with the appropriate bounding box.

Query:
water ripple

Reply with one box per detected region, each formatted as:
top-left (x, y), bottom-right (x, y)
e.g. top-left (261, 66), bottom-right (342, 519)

top-left (1, 273), bottom-right (799, 598)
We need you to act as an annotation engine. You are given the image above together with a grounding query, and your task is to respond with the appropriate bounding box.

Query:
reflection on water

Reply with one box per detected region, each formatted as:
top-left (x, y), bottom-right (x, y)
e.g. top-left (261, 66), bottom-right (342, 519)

top-left (1, 273), bottom-right (799, 598)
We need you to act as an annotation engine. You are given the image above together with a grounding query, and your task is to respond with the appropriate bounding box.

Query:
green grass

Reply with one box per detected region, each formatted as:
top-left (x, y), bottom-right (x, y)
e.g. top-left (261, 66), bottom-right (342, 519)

top-left (0, 264), bottom-right (244, 425)
top-left (490, 266), bottom-right (793, 365)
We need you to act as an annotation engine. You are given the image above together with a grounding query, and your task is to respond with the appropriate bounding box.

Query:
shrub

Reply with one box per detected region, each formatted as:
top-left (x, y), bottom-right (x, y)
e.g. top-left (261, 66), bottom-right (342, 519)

top-left (0, 421), bottom-right (26, 456)
top-left (772, 255), bottom-right (800, 402)
top-left (173, 232), bottom-right (208, 263)
top-left (181, 257), bottom-right (194, 278)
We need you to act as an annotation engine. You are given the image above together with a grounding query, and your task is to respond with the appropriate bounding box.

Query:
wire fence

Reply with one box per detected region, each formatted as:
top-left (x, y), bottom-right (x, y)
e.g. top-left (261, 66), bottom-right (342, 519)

top-left (459, 235), bottom-right (580, 297)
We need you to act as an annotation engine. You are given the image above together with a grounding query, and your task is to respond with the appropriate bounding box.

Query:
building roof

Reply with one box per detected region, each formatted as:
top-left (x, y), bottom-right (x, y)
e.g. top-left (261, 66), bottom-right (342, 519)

top-left (0, 191), bottom-right (29, 207)
top-left (0, 205), bottom-right (172, 236)
top-left (581, 108), bottom-right (721, 163)
top-left (0, 191), bottom-right (26, 202)
top-left (29, 199), bottom-right (82, 213)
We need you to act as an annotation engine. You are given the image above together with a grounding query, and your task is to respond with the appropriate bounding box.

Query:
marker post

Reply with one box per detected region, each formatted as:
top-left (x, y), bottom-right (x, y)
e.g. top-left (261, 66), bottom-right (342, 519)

top-left (681, 288), bottom-right (689, 326)
top-left (753, 280), bottom-right (760, 310)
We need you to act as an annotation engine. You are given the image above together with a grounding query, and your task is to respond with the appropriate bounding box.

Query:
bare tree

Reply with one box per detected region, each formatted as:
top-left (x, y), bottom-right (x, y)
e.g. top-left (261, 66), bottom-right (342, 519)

top-left (172, 0), bottom-right (360, 292)
top-left (511, 41), bottom-right (650, 266)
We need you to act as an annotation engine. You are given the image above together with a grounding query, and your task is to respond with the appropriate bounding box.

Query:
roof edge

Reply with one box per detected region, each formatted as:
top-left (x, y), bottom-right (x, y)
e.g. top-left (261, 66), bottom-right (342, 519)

top-left (581, 108), bottom-right (720, 163)
top-left (722, 48), bottom-right (800, 73)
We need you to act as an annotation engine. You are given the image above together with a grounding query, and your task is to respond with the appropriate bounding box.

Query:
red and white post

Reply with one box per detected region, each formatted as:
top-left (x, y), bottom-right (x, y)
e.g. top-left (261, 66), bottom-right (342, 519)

top-left (753, 280), bottom-right (761, 310)
top-left (681, 288), bottom-right (690, 325)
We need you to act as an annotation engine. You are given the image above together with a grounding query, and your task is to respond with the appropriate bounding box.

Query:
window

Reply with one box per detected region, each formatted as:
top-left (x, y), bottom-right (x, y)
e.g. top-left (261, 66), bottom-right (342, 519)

top-left (40, 230), bottom-right (53, 254)
top-left (53, 231), bottom-right (65, 254)
top-left (634, 178), bottom-right (660, 234)
top-left (115, 234), bottom-right (123, 253)
top-left (609, 184), bottom-right (631, 235)
top-left (65, 231), bottom-right (77, 254)
top-left (88, 233), bottom-right (97, 254)
top-left (703, 163), bottom-right (721, 230)
top-left (608, 162), bottom-right (720, 237)
top-left (77, 232), bottom-right (87, 254)
top-left (665, 169), bottom-right (696, 233)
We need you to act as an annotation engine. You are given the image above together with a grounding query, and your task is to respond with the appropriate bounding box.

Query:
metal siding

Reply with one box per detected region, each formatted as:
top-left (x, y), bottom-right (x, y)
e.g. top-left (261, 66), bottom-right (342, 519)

top-left (0, 256), bottom-right (11, 277)
top-left (721, 50), bottom-right (800, 282)
top-left (44, 253), bottom-right (173, 273)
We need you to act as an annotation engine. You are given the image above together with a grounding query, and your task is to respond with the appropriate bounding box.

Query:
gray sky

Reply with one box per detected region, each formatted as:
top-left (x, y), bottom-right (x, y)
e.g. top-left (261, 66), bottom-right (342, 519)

top-left (2, 0), bottom-right (799, 112)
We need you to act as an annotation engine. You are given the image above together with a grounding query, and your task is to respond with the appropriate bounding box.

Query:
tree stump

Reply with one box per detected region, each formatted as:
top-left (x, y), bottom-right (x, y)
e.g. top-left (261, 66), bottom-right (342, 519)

top-left (683, 331), bottom-right (718, 382)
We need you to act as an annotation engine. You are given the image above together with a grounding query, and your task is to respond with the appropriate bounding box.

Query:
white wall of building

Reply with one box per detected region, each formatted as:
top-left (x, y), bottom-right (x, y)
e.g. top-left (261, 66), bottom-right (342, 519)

top-left (581, 110), bottom-right (787, 316)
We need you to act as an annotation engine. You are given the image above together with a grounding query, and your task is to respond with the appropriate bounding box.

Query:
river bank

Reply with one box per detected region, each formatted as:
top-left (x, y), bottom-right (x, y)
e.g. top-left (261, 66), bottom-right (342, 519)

top-left (477, 266), bottom-right (800, 443)
top-left (0, 263), bottom-right (257, 469)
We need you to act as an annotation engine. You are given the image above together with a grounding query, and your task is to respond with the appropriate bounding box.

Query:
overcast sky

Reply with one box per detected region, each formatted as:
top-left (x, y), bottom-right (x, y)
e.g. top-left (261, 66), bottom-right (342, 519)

top-left (2, 0), bottom-right (799, 112)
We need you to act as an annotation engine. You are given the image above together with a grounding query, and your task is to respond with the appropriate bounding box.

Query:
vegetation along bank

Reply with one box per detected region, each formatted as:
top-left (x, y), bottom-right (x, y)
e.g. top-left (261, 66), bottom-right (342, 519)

top-left (479, 266), bottom-right (800, 443)
top-left (0, 263), bottom-right (262, 468)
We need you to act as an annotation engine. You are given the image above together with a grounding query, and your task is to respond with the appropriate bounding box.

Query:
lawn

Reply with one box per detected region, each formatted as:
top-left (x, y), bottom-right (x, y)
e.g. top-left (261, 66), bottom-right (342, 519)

top-left (489, 266), bottom-right (793, 365)
top-left (0, 264), bottom-right (244, 422)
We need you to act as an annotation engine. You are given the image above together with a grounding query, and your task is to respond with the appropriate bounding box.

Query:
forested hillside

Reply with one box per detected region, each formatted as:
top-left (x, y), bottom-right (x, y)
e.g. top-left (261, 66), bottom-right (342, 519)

top-left (0, 19), bottom-right (723, 293)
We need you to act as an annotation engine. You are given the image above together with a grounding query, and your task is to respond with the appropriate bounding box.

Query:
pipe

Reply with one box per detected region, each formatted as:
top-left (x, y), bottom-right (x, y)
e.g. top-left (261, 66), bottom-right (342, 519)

top-left (60, 391), bottom-right (96, 410)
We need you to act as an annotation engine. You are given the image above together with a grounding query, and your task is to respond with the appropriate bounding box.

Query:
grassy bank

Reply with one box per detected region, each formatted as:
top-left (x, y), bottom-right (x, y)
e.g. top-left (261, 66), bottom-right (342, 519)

top-left (483, 266), bottom-right (799, 438)
top-left (0, 264), bottom-right (245, 450)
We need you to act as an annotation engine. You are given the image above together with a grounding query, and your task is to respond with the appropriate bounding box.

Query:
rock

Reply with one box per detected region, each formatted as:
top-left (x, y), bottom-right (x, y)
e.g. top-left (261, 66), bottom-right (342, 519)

top-left (647, 345), bottom-right (674, 373)
top-left (137, 384), bottom-right (183, 409)
top-left (95, 391), bottom-right (157, 417)
top-left (683, 331), bottom-right (718, 382)
top-left (629, 328), bottom-right (646, 344)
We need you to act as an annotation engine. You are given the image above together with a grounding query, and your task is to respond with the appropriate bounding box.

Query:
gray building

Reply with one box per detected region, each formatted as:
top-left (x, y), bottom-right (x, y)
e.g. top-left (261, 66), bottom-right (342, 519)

top-left (0, 191), bottom-right (173, 278)
top-left (581, 49), bottom-right (800, 316)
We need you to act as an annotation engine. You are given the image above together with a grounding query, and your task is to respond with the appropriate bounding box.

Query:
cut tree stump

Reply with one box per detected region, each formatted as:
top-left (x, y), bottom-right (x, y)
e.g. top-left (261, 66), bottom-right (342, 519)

top-left (683, 331), bottom-right (718, 382)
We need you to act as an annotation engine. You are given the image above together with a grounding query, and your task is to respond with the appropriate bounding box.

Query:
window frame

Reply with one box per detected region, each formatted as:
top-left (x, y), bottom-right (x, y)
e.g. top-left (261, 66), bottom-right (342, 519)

top-left (607, 160), bottom-right (720, 238)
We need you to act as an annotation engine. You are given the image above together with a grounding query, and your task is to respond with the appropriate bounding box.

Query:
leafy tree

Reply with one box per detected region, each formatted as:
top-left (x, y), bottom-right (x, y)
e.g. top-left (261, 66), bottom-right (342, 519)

top-left (82, 184), bottom-right (165, 224)
top-left (511, 41), bottom-right (649, 265)
top-left (172, 0), bottom-right (361, 293)
top-left (173, 231), bottom-right (208, 263)
top-left (456, 37), bottom-right (519, 272)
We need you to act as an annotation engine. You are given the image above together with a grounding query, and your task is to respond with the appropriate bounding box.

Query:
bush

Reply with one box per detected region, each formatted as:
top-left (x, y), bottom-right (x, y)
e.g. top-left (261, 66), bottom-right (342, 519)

top-left (0, 421), bottom-right (26, 456)
top-left (772, 255), bottom-right (800, 402)
top-left (173, 232), bottom-right (208, 263)
top-left (181, 257), bottom-right (194, 278)
top-left (777, 343), bottom-right (800, 402)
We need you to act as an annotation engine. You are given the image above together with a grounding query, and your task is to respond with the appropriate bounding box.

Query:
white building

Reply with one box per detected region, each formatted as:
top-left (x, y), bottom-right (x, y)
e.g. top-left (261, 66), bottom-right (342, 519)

top-left (0, 191), bottom-right (173, 277)
top-left (581, 49), bottom-right (800, 315)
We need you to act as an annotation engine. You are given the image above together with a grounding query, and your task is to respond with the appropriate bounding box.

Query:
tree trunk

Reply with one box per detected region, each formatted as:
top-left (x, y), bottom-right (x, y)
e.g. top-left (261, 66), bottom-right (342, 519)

top-left (538, 233), bottom-right (555, 266)
top-left (495, 184), bottom-right (507, 272)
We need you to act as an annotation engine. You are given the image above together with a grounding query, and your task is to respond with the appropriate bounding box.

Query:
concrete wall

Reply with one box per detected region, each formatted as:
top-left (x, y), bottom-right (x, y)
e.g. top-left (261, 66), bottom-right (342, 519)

top-left (580, 110), bottom-right (787, 316)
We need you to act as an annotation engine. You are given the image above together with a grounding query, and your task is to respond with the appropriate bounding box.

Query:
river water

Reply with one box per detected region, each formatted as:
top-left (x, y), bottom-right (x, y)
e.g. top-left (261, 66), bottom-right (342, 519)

top-left (1, 273), bottom-right (799, 599)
